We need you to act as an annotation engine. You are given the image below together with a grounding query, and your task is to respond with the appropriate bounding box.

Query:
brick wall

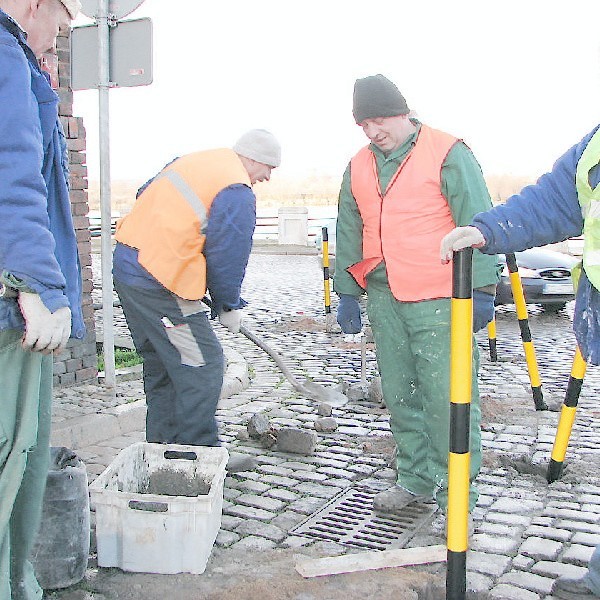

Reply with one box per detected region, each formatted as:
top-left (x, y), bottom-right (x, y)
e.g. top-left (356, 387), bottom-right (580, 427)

top-left (42, 33), bottom-right (98, 386)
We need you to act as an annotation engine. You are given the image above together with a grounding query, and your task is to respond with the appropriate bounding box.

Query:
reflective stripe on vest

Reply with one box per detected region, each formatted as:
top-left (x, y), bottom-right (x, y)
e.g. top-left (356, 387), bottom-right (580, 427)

top-left (115, 148), bottom-right (250, 299)
top-left (577, 128), bottom-right (600, 291)
top-left (154, 170), bottom-right (209, 234)
top-left (348, 125), bottom-right (458, 301)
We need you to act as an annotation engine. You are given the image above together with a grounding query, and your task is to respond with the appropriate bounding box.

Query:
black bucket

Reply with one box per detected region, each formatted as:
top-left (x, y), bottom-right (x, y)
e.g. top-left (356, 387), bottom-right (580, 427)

top-left (30, 447), bottom-right (90, 589)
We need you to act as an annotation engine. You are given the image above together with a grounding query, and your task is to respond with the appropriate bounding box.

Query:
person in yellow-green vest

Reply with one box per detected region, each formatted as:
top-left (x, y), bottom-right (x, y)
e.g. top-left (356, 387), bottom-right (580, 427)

top-left (441, 124), bottom-right (600, 598)
top-left (334, 74), bottom-right (500, 520)
top-left (112, 129), bottom-right (281, 472)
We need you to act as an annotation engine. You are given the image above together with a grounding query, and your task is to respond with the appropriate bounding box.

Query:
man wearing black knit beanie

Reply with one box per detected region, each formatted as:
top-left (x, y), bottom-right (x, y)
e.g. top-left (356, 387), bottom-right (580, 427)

top-left (333, 73), bottom-right (500, 528)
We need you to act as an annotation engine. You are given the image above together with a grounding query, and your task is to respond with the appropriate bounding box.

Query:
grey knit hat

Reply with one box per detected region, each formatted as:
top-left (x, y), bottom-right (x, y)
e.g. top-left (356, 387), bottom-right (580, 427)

top-left (233, 129), bottom-right (281, 167)
top-left (352, 74), bottom-right (410, 124)
top-left (59, 0), bottom-right (81, 19)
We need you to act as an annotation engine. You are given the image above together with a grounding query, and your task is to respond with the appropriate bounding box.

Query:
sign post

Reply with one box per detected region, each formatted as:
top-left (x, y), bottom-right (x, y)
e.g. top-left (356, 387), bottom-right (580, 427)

top-left (73, 0), bottom-right (150, 388)
top-left (97, 0), bottom-right (115, 388)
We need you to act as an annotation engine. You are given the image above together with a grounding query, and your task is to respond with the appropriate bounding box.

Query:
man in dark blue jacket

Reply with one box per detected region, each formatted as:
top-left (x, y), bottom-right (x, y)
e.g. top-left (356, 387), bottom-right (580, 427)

top-left (0, 0), bottom-right (84, 598)
top-left (441, 124), bottom-right (600, 598)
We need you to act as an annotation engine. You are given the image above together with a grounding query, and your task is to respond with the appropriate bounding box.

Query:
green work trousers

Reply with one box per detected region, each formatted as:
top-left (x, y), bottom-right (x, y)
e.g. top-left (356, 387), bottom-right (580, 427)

top-left (367, 282), bottom-right (481, 511)
top-left (0, 329), bottom-right (52, 600)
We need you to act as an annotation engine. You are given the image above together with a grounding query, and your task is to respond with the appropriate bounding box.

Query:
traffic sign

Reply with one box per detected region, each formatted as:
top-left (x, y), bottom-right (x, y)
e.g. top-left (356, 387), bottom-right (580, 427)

top-left (80, 0), bottom-right (145, 20)
top-left (71, 17), bottom-right (153, 90)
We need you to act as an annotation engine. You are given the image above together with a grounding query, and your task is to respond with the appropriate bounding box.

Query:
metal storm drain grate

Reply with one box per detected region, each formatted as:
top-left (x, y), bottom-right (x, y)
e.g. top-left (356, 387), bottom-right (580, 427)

top-left (290, 487), bottom-right (437, 551)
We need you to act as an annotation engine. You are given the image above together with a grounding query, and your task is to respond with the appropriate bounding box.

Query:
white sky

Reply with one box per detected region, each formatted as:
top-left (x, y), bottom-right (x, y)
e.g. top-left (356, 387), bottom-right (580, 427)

top-left (73, 0), bottom-right (600, 184)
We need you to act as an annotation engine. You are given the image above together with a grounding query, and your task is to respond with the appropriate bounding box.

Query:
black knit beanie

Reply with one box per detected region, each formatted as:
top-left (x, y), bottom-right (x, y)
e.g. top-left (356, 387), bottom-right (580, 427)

top-left (352, 74), bottom-right (410, 124)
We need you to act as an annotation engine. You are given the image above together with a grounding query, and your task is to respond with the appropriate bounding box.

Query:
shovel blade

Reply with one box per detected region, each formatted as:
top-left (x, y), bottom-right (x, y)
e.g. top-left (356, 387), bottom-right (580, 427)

top-left (302, 381), bottom-right (348, 407)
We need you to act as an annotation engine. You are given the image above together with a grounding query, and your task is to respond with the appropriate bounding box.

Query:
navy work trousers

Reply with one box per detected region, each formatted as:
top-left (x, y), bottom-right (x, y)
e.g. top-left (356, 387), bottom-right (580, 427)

top-left (114, 280), bottom-right (224, 447)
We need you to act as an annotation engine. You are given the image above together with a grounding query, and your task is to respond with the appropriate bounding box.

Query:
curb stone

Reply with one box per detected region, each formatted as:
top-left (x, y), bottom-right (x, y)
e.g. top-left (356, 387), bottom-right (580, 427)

top-left (51, 345), bottom-right (249, 450)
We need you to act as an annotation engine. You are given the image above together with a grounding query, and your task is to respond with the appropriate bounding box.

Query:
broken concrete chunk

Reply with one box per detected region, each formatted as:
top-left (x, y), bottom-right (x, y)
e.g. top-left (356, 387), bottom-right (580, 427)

top-left (276, 428), bottom-right (318, 455)
top-left (247, 413), bottom-right (272, 438)
top-left (347, 383), bottom-right (370, 401)
top-left (314, 418), bottom-right (337, 433)
top-left (368, 376), bottom-right (384, 406)
top-left (317, 403), bottom-right (333, 417)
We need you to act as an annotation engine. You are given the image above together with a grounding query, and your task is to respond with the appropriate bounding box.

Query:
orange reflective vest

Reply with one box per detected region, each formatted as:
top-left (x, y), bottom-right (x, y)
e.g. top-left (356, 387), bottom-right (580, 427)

top-left (115, 148), bottom-right (250, 300)
top-left (348, 125), bottom-right (458, 301)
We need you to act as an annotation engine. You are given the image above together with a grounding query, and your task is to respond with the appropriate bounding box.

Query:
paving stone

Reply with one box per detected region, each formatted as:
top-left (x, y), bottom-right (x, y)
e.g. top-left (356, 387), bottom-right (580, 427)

top-left (215, 530), bottom-right (240, 547)
top-left (265, 488), bottom-right (300, 502)
top-left (471, 534), bottom-right (521, 555)
top-left (489, 583), bottom-right (540, 599)
top-left (230, 535), bottom-right (276, 550)
top-left (572, 532), bottom-right (600, 546)
top-left (234, 520), bottom-right (286, 542)
top-left (235, 494), bottom-right (286, 512)
top-left (497, 570), bottom-right (554, 595)
top-left (530, 560), bottom-right (588, 579)
top-left (511, 555), bottom-right (535, 570)
top-left (524, 525), bottom-right (572, 542)
top-left (468, 551), bottom-right (512, 577)
top-left (222, 504), bottom-right (276, 522)
top-left (519, 537), bottom-right (563, 561)
top-left (491, 497), bottom-right (544, 514)
top-left (466, 571), bottom-right (493, 594)
top-left (562, 543), bottom-right (596, 566)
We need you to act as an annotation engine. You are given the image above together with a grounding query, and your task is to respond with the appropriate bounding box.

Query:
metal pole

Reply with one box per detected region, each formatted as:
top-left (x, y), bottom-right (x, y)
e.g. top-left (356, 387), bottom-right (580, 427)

top-left (487, 315), bottom-right (498, 362)
top-left (547, 346), bottom-right (587, 482)
top-left (322, 227), bottom-right (334, 332)
top-left (506, 253), bottom-right (547, 410)
top-left (98, 0), bottom-right (115, 388)
top-left (446, 248), bottom-right (473, 600)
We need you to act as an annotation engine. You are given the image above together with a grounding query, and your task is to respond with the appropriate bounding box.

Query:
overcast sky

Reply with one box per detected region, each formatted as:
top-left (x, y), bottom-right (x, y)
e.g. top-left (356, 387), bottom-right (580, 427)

top-left (73, 0), bottom-right (600, 184)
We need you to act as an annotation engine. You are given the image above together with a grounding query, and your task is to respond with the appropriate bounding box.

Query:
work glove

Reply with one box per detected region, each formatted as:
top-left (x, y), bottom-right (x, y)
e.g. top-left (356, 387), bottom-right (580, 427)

top-left (219, 309), bottom-right (243, 334)
top-left (18, 292), bottom-right (71, 353)
top-left (336, 294), bottom-right (362, 334)
top-left (440, 226), bottom-right (486, 263)
top-left (472, 290), bottom-right (495, 333)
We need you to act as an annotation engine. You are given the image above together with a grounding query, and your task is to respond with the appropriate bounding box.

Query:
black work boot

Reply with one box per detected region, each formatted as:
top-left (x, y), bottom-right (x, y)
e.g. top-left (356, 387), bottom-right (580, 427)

top-left (372, 486), bottom-right (430, 513)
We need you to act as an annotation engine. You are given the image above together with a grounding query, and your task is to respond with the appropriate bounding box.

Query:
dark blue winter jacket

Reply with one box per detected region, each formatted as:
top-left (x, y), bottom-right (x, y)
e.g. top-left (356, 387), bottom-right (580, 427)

top-left (473, 126), bottom-right (600, 253)
top-left (0, 10), bottom-right (85, 338)
top-left (472, 125), bottom-right (600, 363)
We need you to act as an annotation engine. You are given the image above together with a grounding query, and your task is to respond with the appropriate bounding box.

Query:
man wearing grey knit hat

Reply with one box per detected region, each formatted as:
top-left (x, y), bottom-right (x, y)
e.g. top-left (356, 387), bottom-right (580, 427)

top-left (113, 128), bottom-right (281, 475)
top-left (0, 0), bottom-right (83, 598)
top-left (334, 74), bottom-right (499, 526)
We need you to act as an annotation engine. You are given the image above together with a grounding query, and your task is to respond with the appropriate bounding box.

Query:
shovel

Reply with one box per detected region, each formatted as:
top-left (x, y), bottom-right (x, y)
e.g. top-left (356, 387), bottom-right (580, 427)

top-left (203, 298), bottom-right (348, 407)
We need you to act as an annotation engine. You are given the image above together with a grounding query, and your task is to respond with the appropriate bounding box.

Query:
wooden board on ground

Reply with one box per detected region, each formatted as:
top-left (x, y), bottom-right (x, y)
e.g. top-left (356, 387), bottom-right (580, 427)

top-left (295, 544), bottom-right (446, 578)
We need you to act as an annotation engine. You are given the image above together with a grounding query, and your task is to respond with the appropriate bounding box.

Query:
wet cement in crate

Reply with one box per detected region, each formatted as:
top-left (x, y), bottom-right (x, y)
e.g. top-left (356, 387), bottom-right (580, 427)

top-left (143, 468), bottom-right (211, 496)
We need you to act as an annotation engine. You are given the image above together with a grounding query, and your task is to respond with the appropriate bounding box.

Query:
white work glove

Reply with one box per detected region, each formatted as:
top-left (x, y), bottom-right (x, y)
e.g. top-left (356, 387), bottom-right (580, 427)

top-left (440, 226), bottom-right (486, 263)
top-left (18, 292), bottom-right (71, 353)
top-left (218, 309), bottom-right (243, 334)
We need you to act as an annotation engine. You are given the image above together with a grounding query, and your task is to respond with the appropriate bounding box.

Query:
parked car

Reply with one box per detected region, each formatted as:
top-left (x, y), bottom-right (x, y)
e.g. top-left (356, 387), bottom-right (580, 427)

top-left (495, 247), bottom-right (578, 312)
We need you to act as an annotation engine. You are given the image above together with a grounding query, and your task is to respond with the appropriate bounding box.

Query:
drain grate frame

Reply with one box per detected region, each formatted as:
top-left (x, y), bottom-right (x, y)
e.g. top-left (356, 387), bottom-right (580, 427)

top-left (290, 487), bottom-right (437, 551)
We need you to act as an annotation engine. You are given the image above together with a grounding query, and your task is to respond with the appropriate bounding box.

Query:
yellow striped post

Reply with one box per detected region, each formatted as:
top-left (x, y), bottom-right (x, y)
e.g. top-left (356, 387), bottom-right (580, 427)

top-left (447, 248), bottom-right (473, 600)
top-left (322, 227), bottom-right (334, 332)
top-left (487, 315), bottom-right (497, 362)
top-left (547, 347), bottom-right (587, 483)
top-left (505, 253), bottom-right (548, 410)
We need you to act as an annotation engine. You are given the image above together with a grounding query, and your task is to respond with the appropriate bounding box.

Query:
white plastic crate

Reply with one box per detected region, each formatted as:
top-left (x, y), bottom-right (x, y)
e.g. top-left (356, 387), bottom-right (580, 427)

top-left (90, 442), bottom-right (228, 574)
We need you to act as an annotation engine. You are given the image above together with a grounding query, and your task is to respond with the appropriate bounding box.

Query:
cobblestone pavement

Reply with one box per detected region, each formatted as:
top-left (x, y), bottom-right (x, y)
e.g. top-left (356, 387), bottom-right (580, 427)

top-left (48, 249), bottom-right (600, 599)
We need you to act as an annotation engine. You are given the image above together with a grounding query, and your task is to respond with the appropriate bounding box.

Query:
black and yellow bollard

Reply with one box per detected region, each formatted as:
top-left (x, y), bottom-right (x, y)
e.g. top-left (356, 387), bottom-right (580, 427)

top-left (322, 227), bottom-right (335, 332)
top-left (446, 248), bottom-right (473, 600)
top-left (487, 315), bottom-right (498, 362)
top-left (547, 347), bottom-right (587, 483)
top-left (505, 253), bottom-right (548, 410)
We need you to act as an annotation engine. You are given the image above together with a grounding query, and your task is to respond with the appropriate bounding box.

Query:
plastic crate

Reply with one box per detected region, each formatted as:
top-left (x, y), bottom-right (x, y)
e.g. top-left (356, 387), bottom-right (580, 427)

top-left (90, 442), bottom-right (228, 574)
